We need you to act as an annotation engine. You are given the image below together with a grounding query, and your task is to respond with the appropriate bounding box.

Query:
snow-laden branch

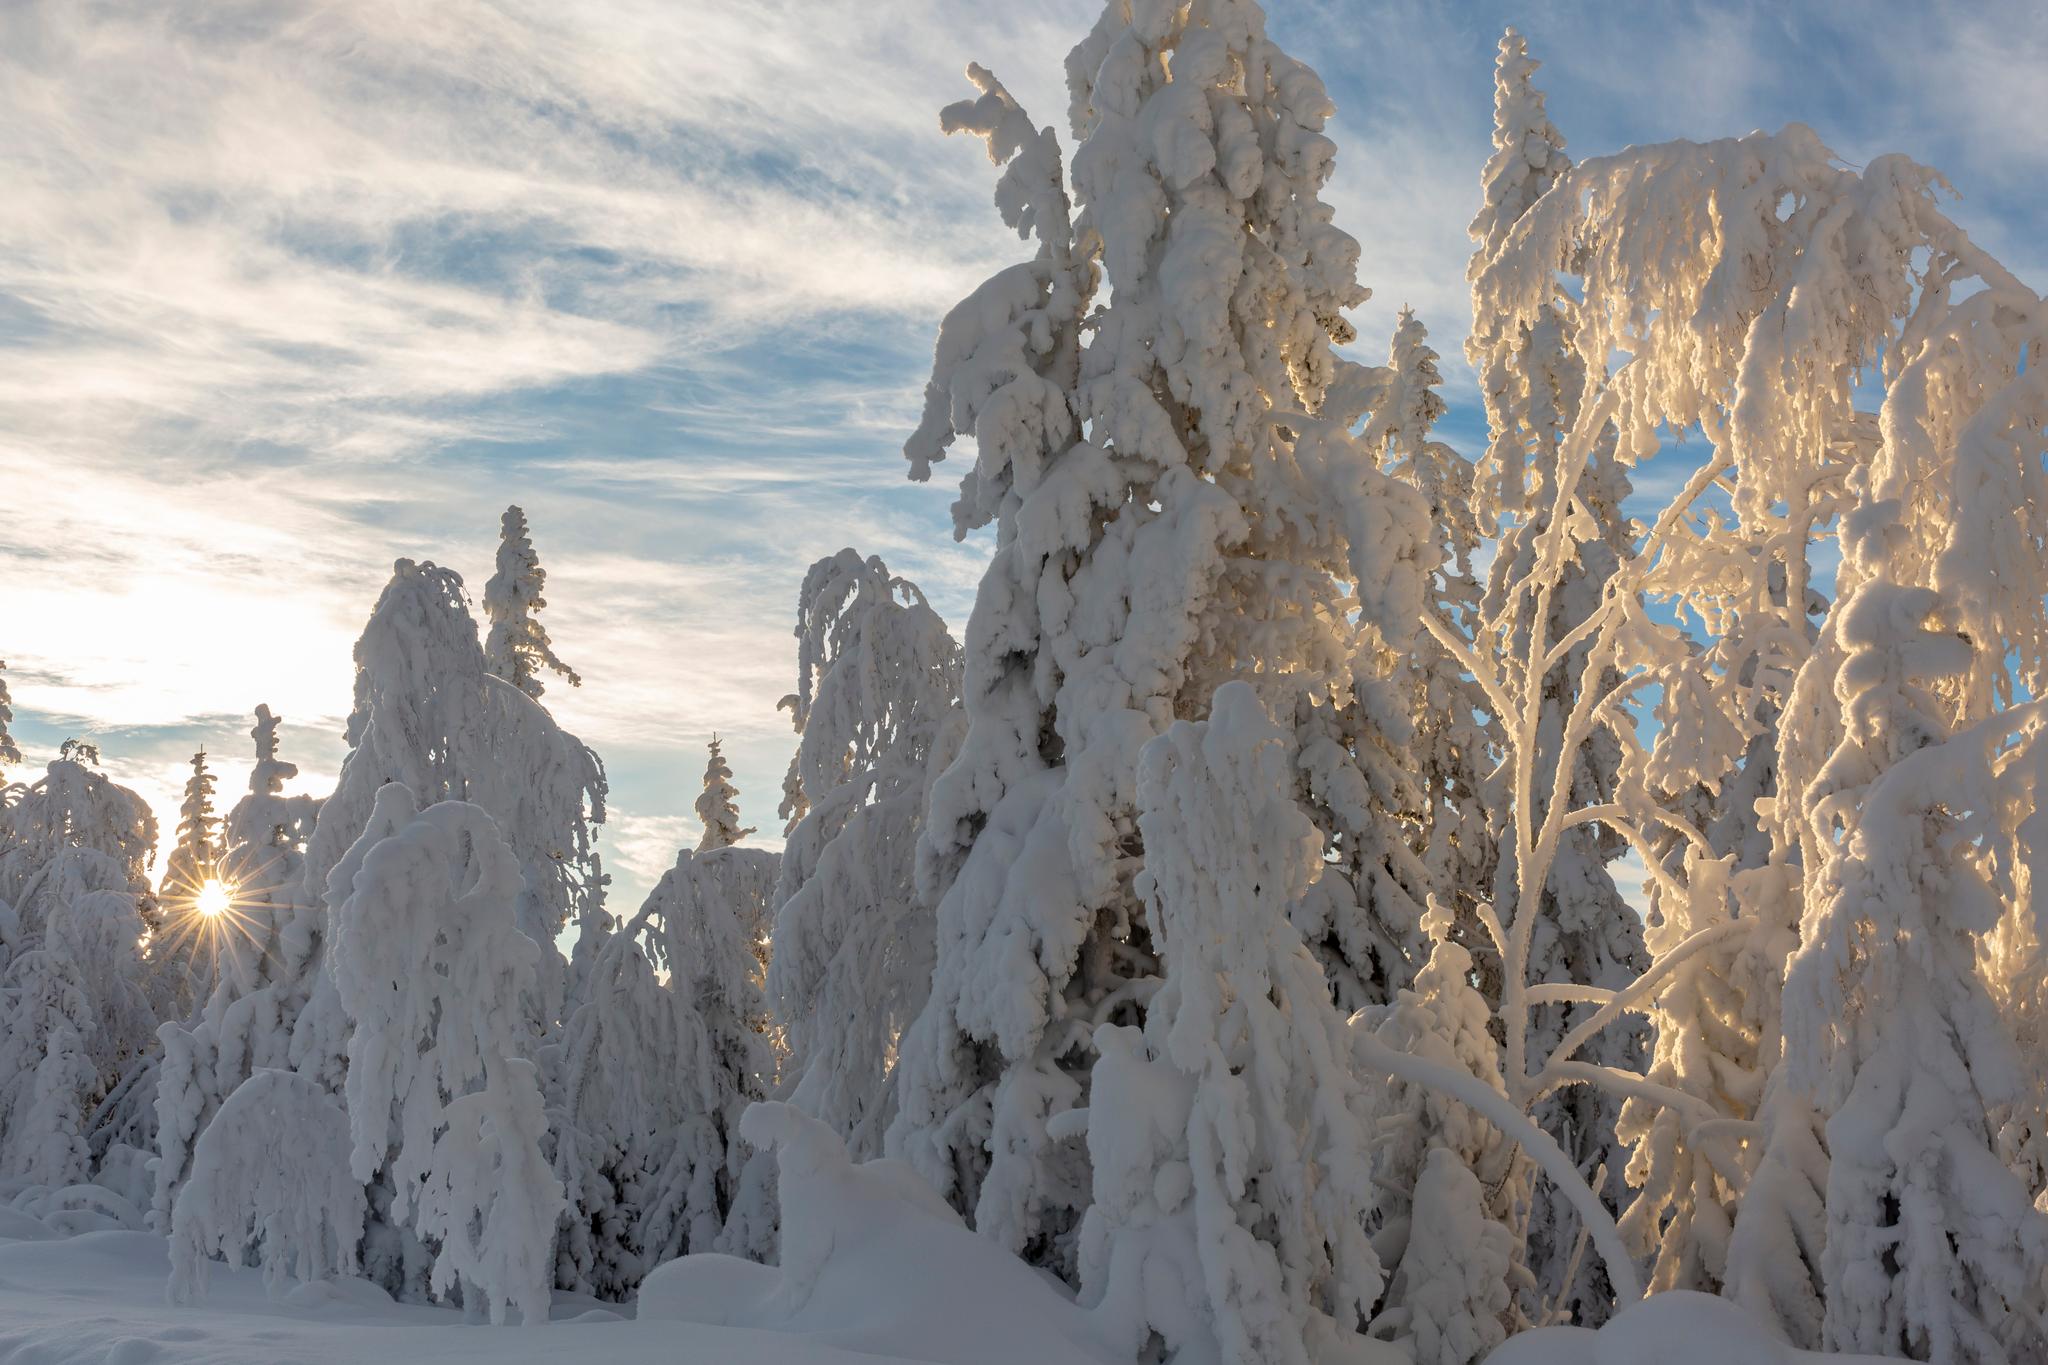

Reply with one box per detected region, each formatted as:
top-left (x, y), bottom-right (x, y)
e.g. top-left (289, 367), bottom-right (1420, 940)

top-left (1353, 1030), bottom-right (1642, 1305)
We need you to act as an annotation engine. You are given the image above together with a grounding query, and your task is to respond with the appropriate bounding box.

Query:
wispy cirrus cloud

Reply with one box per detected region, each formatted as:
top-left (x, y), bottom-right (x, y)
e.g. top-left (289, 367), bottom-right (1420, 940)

top-left (5, 0), bottom-right (2041, 913)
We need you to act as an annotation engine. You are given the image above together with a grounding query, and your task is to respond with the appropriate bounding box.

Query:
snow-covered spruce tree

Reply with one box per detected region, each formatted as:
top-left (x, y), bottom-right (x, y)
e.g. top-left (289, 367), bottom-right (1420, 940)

top-left (1462, 28), bottom-right (1646, 1325)
top-left (277, 559), bottom-right (605, 1084)
top-left (635, 840), bottom-right (779, 1261)
top-left (215, 705), bottom-right (320, 996)
top-left (1467, 29), bottom-right (1566, 288)
top-left (1362, 902), bottom-right (1530, 1363)
top-left (45, 886), bottom-right (156, 1101)
top-left (0, 659), bottom-right (22, 785)
top-left (162, 748), bottom-right (221, 906)
top-left (149, 748), bottom-right (224, 1021)
top-left (768, 549), bottom-right (962, 1156)
top-left (0, 741), bottom-right (162, 1176)
top-left (1774, 259), bottom-right (2048, 1363)
top-left (152, 707), bottom-right (321, 1237)
top-left (0, 746), bottom-right (156, 941)
top-left (482, 504), bottom-right (581, 702)
top-left (1612, 852), bottom-right (1796, 1298)
top-left (1079, 683), bottom-right (1380, 1365)
top-left (693, 736), bottom-right (753, 854)
top-left (549, 905), bottom-right (688, 1298)
top-left (1358, 308), bottom-right (1499, 1006)
top-left (550, 750), bottom-right (777, 1284)
top-left (326, 784), bottom-right (563, 1322)
top-left (1989, 779), bottom-right (2048, 1209)
top-left (889, 5), bottom-right (1426, 1277)
top-left (168, 1068), bottom-right (364, 1301)
top-left (0, 873), bottom-right (153, 1186)
top-left (0, 662), bottom-right (21, 984)
top-left (0, 739), bottom-right (160, 1186)
top-left (0, 944), bottom-right (98, 1186)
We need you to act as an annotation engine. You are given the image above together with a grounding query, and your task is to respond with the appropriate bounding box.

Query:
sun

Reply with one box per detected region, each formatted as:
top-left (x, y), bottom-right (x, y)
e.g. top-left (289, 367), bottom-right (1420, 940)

top-left (194, 877), bottom-right (233, 919)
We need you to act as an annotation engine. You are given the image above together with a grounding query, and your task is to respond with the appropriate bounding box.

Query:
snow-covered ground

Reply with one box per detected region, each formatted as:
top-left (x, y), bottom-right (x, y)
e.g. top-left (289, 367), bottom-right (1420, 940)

top-left (0, 1228), bottom-right (903, 1364)
top-left (0, 1104), bottom-right (1119, 1365)
top-left (0, 1223), bottom-right (1898, 1365)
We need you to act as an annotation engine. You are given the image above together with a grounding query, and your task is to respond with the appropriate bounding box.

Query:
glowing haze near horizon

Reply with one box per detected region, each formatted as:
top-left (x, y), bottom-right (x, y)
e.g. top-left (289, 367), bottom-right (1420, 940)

top-left (4, 0), bottom-right (2044, 914)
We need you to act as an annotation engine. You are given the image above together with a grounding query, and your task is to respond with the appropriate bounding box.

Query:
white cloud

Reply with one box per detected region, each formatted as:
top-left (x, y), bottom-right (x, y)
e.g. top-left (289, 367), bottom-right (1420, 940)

top-left (6, 0), bottom-right (2041, 926)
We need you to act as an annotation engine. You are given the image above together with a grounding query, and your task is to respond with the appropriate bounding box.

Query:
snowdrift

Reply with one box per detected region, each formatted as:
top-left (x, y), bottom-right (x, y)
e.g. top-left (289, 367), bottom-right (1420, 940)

top-left (1486, 1291), bottom-right (1893, 1364)
top-left (639, 1102), bottom-right (1118, 1365)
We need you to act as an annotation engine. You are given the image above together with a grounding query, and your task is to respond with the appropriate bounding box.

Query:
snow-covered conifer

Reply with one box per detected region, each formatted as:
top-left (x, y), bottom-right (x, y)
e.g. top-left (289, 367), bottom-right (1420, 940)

top-left (215, 705), bottom-right (320, 996)
top-left (632, 842), bottom-right (778, 1260)
top-left (413, 1056), bottom-right (562, 1324)
top-left (1080, 684), bottom-right (1380, 1365)
top-left (151, 707), bottom-right (321, 1237)
top-left (0, 946), bottom-right (98, 1185)
top-left (482, 505), bottom-right (580, 701)
top-left (1398, 1151), bottom-right (1519, 1365)
top-left (1363, 903), bottom-right (1529, 1361)
top-left (890, 2), bottom-right (1418, 1277)
top-left (1776, 286), bottom-right (2048, 1359)
top-left (1295, 309), bottom-right (1495, 1015)
top-left (550, 908), bottom-right (688, 1298)
top-left (46, 887), bottom-right (155, 1094)
top-left (278, 559), bottom-right (605, 1078)
top-left (693, 737), bottom-right (752, 852)
top-left (0, 751), bottom-right (156, 930)
top-left (0, 743), bottom-right (158, 1186)
top-left (0, 659), bottom-right (22, 783)
top-left (1375, 314), bottom-right (1501, 998)
top-left (151, 748), bottom-right (224, 1020)
top-left (163, 749), bottom-right (221, 903)
top-left (1613, 854), bottom-right (1793, 1296)
top-left (768, 549), bottom-right (962, 1156)
top-left (168, 1068), bottom-right (365, 1300)
top-left (1467, 28), bottom-right (1569, 281)
top-left (325, 784), bottom-right (561, 1317)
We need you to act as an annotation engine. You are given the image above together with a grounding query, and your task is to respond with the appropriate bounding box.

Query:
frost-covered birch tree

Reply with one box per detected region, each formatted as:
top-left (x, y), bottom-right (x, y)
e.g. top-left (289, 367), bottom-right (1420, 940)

top-left (1467, 75), bottom-right (2048, 1352)
top-left (1461, 29), bottom-right (1647, 1324)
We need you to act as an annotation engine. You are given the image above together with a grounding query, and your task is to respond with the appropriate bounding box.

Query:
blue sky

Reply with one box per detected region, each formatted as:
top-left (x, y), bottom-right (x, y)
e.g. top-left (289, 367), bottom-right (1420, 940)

top-left (3, 0), bottom-right (2043, 914)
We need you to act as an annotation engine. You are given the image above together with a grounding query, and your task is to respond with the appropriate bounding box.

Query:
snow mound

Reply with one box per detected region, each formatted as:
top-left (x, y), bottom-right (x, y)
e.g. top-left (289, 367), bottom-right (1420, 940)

top-left (638, 1102), bottom-right (1117, 1365)
top-left (1485, 1291), bottom-right (1893, 1363)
